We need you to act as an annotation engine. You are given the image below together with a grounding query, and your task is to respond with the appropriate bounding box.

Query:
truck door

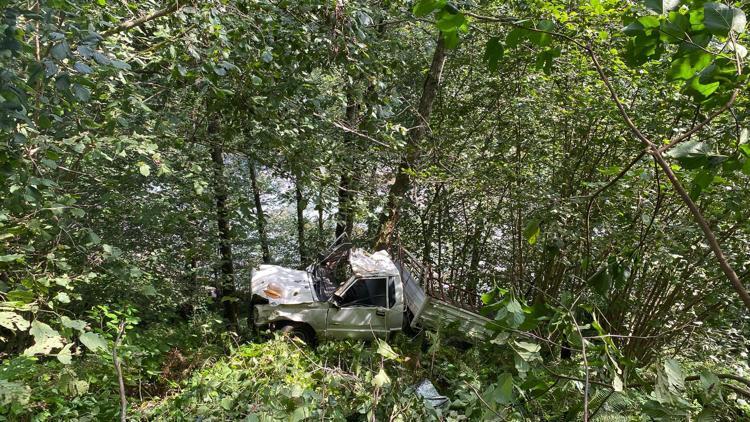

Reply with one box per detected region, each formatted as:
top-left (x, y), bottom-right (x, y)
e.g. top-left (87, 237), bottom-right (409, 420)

top-left (326, 277), bottom-right (390, 339)
top-left (385, 276), bottom-right (404, 331)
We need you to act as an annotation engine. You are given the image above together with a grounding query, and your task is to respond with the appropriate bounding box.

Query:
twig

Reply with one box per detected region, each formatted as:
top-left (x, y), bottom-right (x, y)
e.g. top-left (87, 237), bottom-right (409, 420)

top-left (463, 380), bottom-right (507, 420)
top-left (113, 320), bottom-right (127, 422)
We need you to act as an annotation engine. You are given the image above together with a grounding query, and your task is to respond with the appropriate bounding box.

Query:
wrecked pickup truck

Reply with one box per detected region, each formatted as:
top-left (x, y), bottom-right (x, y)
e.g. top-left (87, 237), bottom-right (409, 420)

top-left (248, 242), bottom-right (493, 344)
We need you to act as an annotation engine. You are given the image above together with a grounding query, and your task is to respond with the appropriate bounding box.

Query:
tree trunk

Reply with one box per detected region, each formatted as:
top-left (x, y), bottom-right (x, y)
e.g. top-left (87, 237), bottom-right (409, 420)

top-left (373, 34), bottom-right (447, 250)
top-left (467, 211), bottom-right (485, 307)
top-left (295, 175), bottom-right (309, 266)
top-left (317, 189), bottom-right (324, 242)
top-left (335, 90), bottom-right (358, 243)
top-left (249, 161), bottom-right (271, 264)
top-left (210, 138), bottom-right (239, 329)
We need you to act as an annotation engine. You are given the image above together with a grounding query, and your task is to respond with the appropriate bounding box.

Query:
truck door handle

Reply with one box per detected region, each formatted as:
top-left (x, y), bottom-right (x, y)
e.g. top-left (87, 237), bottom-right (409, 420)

top-left (376, 309), bottom-right (386, 317)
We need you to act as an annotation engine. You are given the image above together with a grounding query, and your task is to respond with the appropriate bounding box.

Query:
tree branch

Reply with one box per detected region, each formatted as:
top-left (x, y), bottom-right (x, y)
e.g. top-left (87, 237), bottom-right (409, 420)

top-left (102, 2), bottom-right (182, 37)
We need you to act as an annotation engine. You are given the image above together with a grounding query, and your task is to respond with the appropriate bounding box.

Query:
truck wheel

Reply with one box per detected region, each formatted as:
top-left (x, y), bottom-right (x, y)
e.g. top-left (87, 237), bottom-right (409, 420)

top-left (278, 323), bottom-right (317, 347)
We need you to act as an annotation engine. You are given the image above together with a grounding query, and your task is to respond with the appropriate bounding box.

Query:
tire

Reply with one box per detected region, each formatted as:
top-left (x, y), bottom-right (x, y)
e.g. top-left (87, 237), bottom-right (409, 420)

top-left (278, 323), bottom-right (316, 346)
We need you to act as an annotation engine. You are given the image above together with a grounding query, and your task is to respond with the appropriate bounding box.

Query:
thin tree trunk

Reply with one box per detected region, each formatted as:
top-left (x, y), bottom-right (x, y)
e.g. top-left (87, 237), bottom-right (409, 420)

top-left (249, 161), bottom-right (271, 264)
top-left (317, 189), bottom-right (324, 241)
top-left (113, 320), bottom-right (127, 422)
top-left (211, 139), bottom-right (239, 329)
top-left (373, 34), bottom-right (447, 250)
top-left (467, 212), bottom-right (485, 307)
top-left (586, 47), bottom-right (750, 313)
top-left (335, 90), bottom-right (358, 242)
top-left (295, 175), bottom-right (309, 265)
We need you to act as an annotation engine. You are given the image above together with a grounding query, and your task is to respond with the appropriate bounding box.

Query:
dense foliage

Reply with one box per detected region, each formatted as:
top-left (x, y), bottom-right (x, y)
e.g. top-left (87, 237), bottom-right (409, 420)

top-left (2, 0), bottom-right (750, 420)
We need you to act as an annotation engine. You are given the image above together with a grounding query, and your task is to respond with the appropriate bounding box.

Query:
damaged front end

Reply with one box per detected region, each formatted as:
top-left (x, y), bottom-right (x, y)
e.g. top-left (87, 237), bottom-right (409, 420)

top-left (249, 265), bottom-right (329, 333)
top-left (250, 265), bottom-right (317, 305)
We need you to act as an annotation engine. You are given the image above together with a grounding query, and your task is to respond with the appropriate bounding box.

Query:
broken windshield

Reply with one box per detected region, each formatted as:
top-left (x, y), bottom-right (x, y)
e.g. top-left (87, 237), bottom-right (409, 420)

top-left (309, 234), bottom-right (352, 300)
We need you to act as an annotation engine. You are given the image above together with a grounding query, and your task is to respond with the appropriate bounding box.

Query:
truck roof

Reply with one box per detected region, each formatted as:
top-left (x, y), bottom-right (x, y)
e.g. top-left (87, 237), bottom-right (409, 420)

top-left (349, 249), bottom-right (400, 278)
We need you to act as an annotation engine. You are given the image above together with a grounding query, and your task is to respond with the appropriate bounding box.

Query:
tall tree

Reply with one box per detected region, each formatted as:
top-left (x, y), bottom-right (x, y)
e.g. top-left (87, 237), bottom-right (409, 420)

top-left (295, 174), bottom-right (309, 266)
top-left (334, 90), bottom-right (359, 243)
top-left (373, 34), bottom-right (447, 250)
top-left (249, 161), bottom-right (271, 264)
top-left (210, 136), bottom-right (239, 329)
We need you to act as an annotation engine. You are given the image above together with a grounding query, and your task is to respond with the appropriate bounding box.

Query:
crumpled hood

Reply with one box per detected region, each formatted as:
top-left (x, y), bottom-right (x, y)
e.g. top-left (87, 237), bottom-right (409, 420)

top-left (251, 265), bottom-right (315, 305)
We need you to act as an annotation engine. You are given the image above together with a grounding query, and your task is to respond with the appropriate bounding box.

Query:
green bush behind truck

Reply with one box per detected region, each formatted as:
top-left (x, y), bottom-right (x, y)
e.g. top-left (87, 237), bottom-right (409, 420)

top-left (249, 245), bottom-right (493, 344)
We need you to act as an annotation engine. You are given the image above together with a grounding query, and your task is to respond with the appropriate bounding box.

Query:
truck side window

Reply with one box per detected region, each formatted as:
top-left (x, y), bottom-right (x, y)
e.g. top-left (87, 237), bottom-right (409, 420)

top-left (339, 277), bottom-right (388, 307)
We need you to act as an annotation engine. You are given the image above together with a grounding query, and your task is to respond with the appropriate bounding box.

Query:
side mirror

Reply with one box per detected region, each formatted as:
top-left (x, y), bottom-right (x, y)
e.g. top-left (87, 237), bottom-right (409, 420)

top-left (329, 295), bottom-right (341, 307)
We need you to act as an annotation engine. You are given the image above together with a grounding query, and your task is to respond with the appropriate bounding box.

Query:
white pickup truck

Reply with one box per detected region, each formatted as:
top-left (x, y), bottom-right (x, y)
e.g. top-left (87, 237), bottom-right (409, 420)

top-left (248, 243), bottom-right (492, 344)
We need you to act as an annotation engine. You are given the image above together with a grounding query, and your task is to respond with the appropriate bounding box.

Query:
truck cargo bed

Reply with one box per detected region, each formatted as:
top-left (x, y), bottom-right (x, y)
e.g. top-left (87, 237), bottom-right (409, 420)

top-left (397, 259), bottom-right (493, 342)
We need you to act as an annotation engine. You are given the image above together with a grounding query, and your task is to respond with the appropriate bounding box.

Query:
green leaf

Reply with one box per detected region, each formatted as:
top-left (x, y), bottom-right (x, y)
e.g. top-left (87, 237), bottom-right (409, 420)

top-left (0, 380), bottom-right (31, 406)
top-left (535, 47), bottom-right (561, 75)
top-left (692, 170), bottom-right (714, 190)
top-left (698, 58), bottom-right (738, 85)
top-left (6, 289), bottom-right (35, 303)
top-left (514, 341), bottom-right (541, 361)
top-left (484, 37), bottom-right (504, 72)
top-left (50, 42), bottom-right (69, 60)
top-left (506, 28), bottom-right (528, 48)
top-left (623, 21), bottom-right (646, 37)
top-left (666, 139), bottom-right (711, 160)
top-left (436, 12), bottom-right (466, 32)
top-left (668, 51), bottom-right (712, 81)
top-left (79, 332), bottom-right (108, 353)
top-left (73, 62), bottom-right (93, 74)
top-left (660, 12), bottom-right (691, 43)
top-left (24, 321), bottom-right (64, 356)
top-left (0, 312), bottom-right (30, 332)
top-left (142, 284), bottom-right (157, 296)
top-left (663, 358), bottom-right (685, 391)
top-left (683, 76), bottom-right (719, 101)
top-left (111, 59), bottom-right (131, 70)
top-left (529, 20), bottom-right (554, 47)
top-left (375, 338), bottom-right (399, 360)
top-left (57, 343), bottom-right (73, 364)
top-left (442, 30), bottom-right (460, 49)
top-left (54, 292), bottom-right (71, 303)
top-left (72, 84), bottom-right (91, 102)
top-left (638, 15), bottom-right (662, 30)
top-left (492, 373), bottom-right (514, 404)
top-left (588, 267), bottom-right (611, 296)
top-left (523, 219), bottom-right (541, 245)
top-left (93, 52), bottom-right (111, 65)
top-left (61, 316), bottom-right (87, 332)
top-left (704, 3), bottom-right (746, 37)
top-left (413, 0), bottom-right (446, 17)
top-left (699, 370), bottom-right (720, 395)
top-left (371, 368), bottom-right (391, 387)
top-left (645, 0), bottom-right (680, 14)
top-left (139, 163), bottom-right (151, 177)
top-left (623, 34), bottom-right (663, 67)
top-left (505, 298), bottom-right (525, 328)
top-left (0, 254), bottom-right (24, 262)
